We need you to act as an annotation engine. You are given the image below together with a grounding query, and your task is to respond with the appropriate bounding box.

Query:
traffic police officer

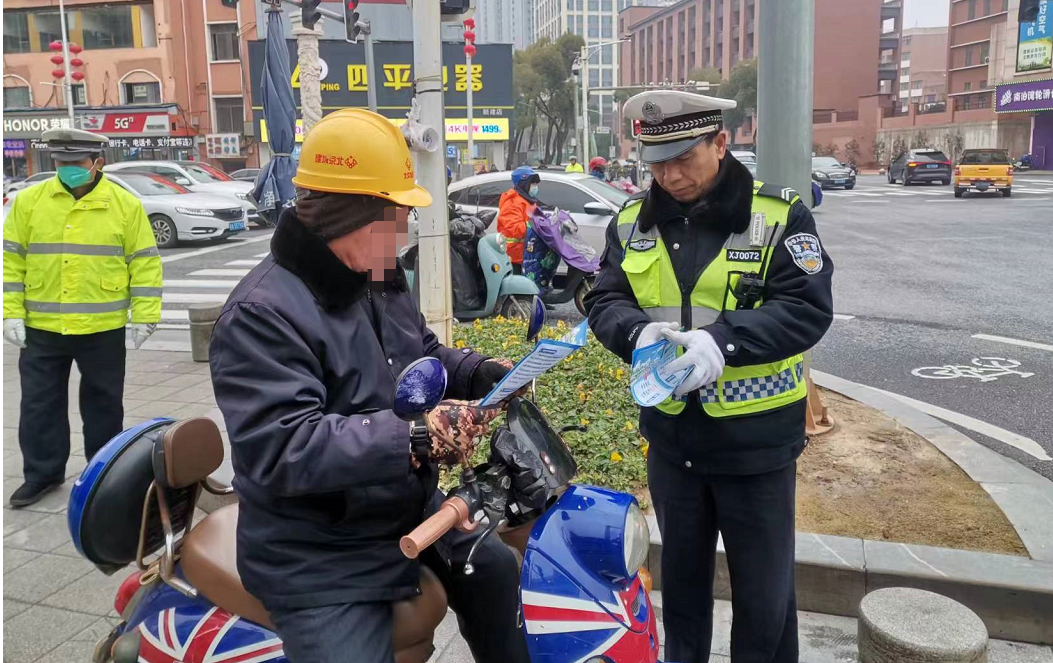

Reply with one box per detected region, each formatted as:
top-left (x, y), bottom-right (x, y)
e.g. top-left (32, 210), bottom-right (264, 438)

top-left (585, 91), bottom-right (833, 662)
top-left (3, 128), bottom-right (163, 507)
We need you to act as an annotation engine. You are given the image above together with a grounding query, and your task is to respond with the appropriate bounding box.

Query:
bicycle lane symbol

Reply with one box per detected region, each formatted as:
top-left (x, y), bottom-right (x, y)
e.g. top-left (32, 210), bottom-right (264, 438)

top-left (911, 357), bottom-right (1036, 383)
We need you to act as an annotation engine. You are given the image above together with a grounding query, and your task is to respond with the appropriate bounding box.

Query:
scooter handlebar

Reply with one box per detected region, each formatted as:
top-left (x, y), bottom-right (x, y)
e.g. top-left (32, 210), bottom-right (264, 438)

top-left (400, 496), bottom-right (472, 559)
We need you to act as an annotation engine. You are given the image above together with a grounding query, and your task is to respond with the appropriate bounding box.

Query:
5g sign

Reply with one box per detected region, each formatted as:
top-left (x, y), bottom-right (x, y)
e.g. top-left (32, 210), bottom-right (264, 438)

top-left (113, 116), bottom-right (133, 130)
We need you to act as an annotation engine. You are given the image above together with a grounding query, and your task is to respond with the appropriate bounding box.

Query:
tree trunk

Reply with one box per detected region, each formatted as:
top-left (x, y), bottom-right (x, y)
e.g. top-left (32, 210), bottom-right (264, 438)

top-left (543, 122), bottom-right (555, 164)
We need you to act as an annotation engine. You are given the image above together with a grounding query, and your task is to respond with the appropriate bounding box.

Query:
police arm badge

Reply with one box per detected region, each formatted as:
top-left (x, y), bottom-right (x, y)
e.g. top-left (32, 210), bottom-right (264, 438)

top-left (783, 233), bottom-right (823, 274)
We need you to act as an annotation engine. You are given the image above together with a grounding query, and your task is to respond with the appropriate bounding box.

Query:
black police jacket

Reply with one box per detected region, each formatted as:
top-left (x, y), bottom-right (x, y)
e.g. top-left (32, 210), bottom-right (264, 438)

top-left (584, 154), bottom-right (834, 476)
top-left (209, 209), bottom-right (491, 610)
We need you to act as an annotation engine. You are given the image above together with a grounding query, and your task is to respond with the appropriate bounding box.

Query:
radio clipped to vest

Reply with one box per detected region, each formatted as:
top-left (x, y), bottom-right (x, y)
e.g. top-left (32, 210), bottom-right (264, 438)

top-left (725, 216), bottom-right (781, 312)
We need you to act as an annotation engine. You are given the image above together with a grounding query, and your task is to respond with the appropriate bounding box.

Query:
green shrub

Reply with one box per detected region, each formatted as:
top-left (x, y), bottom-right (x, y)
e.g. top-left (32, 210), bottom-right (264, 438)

top-left (451, 317), bottom-right (649, 497)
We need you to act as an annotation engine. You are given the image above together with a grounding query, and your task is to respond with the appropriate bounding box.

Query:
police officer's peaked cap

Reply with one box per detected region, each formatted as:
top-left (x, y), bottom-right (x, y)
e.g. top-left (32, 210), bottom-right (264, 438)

top-left (42, 127), bottom-right (108, 162)
top-left (623, 90), bottom-right (737, 164)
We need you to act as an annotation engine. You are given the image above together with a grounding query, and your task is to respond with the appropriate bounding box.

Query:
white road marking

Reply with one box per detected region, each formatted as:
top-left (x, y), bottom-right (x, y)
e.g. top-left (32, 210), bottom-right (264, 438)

top-left (187, 269), bottom-right (251, 277)
top-left (164, 279), bottom-right (241, 289)
top-left (867, 386), bottom-right (1052, 461)
top-left (160, 310), bottom-right (189, 321)
top-left (254, 252), bottom-right (270, 258)
top-left (912, 357), bottom-right (1033, 382)
top-left (832, 314), bottom-right (855, 320)
top-left (157, 323), bottom-right (189, 331)
top-left (883, 192), bottom-right (913, 197)
top-left (162, 292), bottom-right (229, 303)
top-left (972, 333), bottom-right (1053, 353)
top-left (161, 233), bottom-right (273, 263)
top-left (224, 260), bottom-right (262, 267)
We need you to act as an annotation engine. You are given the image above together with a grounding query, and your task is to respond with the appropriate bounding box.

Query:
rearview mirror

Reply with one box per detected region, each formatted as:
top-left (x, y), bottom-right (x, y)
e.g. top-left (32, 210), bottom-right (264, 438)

top-left (175, 177), bottom-right (192, 186)
top-left (583, 201), bottom-right (613, 216)
top-left (392, 357), bottom-right (447, 420)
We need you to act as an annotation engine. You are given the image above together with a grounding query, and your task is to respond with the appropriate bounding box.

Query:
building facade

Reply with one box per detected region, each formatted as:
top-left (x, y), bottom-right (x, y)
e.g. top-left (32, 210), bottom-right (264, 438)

top-left (897, 27), bottom-right (949, 112)
top-left (3, 0), bottom-right (259, 176)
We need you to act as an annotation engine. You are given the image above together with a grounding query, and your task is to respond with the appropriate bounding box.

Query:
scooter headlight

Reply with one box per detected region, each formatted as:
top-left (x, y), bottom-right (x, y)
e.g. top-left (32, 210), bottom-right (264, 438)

top-left (624, 501), bottom-right (650, 577)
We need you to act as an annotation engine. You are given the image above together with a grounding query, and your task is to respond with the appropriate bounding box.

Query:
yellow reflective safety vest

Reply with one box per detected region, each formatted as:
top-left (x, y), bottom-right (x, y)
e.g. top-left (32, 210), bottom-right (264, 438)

top-left (3, 174), bottom-right (163, 335)
top-left (617, 180), bottom-right (806, 417)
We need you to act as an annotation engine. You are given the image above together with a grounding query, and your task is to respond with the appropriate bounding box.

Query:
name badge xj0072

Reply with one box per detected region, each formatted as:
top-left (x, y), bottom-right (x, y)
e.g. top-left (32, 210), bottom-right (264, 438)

top-left (784, 233), bottom-right (823, 274)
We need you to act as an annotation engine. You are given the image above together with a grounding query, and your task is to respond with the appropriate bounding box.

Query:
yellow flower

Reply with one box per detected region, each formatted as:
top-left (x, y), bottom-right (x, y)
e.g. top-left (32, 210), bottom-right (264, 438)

top-left (580, 417), bottom-right (590, 426)
top-left (641, 443), bottom-right (649, 457)
top-left (598, 362), bottom-right (604, 372)
top-left (557, 319), bottom-right (567, 330)
top-left (624, 420), bottom-right (634, 432)
top-left (610, 451), bottom-right (623, 463)
top-left (579, 391), bottom-right (587, 403)
top-left (454, 340), bottom-right (466, 349)
top-left (605, 408), bottom-right (614, 417)
top-left (473, 319), bottom-right (483, 330)
top-left (495, 315), bottom-right (506, 322)
top-left (615, 368), bottom-right (625, 381)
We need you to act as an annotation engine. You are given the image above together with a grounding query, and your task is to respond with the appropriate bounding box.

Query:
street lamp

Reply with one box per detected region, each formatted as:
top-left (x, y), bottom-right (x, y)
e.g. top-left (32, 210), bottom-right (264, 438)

top-left (576, 38), bottom-right (629, 163)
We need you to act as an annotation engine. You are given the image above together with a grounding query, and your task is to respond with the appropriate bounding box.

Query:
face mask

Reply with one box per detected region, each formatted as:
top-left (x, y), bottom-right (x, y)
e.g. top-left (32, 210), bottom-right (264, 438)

top-left (57, 160), bottom-right (97, 188)
top-left (529, 185), bottom-right (540, 198)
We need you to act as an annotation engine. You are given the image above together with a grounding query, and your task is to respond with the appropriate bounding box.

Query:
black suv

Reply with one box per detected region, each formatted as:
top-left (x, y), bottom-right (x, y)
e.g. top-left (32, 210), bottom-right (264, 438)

top-left (887, 149), bottom-right (952, 185)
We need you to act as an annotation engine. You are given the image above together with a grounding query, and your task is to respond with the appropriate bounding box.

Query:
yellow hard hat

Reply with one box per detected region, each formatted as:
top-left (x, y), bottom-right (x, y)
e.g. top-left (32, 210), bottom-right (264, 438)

top-left (292, 108), bottom-right (432, 208)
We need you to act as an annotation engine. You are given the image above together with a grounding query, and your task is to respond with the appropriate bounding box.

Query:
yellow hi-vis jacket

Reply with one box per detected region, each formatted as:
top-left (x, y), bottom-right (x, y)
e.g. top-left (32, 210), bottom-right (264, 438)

top-left (3, 174), bottom-right (163, 335)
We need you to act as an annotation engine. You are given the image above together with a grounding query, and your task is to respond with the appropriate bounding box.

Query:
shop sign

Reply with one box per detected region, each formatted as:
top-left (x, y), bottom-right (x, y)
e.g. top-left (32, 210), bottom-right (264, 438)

top-left (2, 116), bottom-right (71, 136)
top-left (1017, 0), bottom-right (1052, 74)
top-left (996, 77), bottom-right (1053, 113)
top-left (80, 112), bottom-right (171, 134)
top-left (206, 133), bottom-right (242, 158)
top-left (259, 117), bottom-right (509, 143)
top-left (3, 139), bottom-right (27, 158)
top-left (29, 136), bottom-right (194, 150)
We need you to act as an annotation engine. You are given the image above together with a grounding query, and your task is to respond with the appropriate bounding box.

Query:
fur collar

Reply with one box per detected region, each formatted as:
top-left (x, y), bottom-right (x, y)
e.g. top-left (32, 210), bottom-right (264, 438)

top-left (638, 152), bottom-right (755, 235)
top-left (270, 208), bottom-right (406, 310)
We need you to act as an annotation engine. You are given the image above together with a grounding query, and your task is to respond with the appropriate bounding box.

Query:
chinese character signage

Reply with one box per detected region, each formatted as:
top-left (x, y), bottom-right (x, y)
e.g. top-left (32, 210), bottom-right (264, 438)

top-left (258, 117), bottom-right (510, 144)
top-left (2, 116), bottom-right (71, 136)
top-left (1017, 0), bottom-right (1052, 73)
top-left (996, 78), bottom-right (1053, 112)
top-left (247, 40), bottom-right (514, 139)
top-left (206, 134), bottom-right (242, 158)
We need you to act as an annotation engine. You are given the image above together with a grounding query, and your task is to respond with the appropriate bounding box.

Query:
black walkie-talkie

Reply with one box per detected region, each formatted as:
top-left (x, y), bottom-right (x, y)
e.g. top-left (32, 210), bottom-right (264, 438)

top-left (729, 221), bottom-right (781, 311)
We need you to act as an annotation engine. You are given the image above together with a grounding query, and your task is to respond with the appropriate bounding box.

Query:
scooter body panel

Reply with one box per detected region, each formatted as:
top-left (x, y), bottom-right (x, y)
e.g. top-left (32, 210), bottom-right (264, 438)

top-left (520, 485), bottom-right (660, 663)
top-left (498, 275), bottom-right (541, 298)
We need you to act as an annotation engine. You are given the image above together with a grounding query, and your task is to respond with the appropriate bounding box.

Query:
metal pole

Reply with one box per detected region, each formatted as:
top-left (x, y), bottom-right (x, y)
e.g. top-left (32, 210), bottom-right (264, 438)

top-left (756, 0), bottom-right (814, 206)
top-left (466, 53), bottom-right (474, 172)
top-left (581, 46), bottom-right (590, 164)
top-left (363, 23), bottom-right (377, 112)
top-left (57, 0), bottom-right (75, 124)
top-left (572, 65), bottom-right (581, 162)
top-left (291, 13), bottom-right (324, 134)
top-left (412, 0), bottom-right (453, 345)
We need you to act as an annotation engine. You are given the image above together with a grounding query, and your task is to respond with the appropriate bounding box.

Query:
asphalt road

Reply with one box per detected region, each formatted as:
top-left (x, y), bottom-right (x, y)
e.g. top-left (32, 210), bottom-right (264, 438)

top-left (149, 174), bottom-right (1053, 478)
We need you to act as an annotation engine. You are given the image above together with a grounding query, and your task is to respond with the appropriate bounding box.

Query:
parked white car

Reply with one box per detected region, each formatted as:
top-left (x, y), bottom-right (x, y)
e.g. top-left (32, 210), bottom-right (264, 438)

top-left (106, 172), bottom-right (247, 248)
top-left (104, 160), bottom-right (261, 226)
top-left (5, 171), bottom-right (56, 195)
top-left (448, 171), bottom-right (630, 259)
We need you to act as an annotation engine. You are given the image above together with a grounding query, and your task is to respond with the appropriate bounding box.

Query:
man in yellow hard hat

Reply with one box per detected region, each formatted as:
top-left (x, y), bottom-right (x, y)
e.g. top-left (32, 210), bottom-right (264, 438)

top-left (3, 127), bottom-right (162, 508)
top-left (209, 109), bottom-right (528, 663)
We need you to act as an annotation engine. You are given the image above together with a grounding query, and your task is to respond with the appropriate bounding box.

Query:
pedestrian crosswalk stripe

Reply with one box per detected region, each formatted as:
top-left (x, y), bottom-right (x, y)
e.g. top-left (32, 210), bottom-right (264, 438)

top-left (161, 310), bottom-right (189, 320)
top-left (188, 269), bottom-right (251, 277)
top-left (163, 292), bottom-right (229, 303)
top-left (164, 279), bottom-right (242, 288)
top-left (225, 260), bottom-right (261, 266)
top-left (254, 252), bottom-right (269, 258)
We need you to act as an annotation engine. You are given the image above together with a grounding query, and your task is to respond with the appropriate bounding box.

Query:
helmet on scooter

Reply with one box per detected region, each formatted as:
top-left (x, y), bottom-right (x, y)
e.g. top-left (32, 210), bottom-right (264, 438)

top-left (511, 166), bottom-right (540, 187)
top-left (588, 157), bottom-right (607, 172)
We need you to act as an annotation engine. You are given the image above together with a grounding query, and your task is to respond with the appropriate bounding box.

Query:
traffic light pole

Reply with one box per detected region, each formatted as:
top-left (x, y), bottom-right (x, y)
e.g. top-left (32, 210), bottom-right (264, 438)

top-left (290, 12), bottom-right (324, 135)
top-left (363, 24), bottom-right (377, 112)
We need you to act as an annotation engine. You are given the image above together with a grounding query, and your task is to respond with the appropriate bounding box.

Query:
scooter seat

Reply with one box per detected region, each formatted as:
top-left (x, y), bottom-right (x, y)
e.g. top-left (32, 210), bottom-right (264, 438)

top-left (181, 504), bottom-right (448, 660)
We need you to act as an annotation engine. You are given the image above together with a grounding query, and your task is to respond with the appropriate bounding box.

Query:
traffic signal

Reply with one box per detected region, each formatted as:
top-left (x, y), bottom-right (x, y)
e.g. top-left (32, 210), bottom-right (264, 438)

top-left (302, 0), bottom-right (322, 30)
top-left (440, 0), bottom-right (472, 16)
top-left (1019, 0), bottom-right (1040, 22)
top-left (344, 0), bottom-right (362, 43)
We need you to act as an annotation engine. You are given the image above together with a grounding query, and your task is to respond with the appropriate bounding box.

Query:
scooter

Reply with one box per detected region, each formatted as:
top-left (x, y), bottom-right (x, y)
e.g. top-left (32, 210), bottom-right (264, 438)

top-left (66, 304), bottom-right (659, 663)
top-left (1014, 154), bottom-right (1033, 171)
top-left (401, 210), bottom-right (540, 321)
top-left (524, 208), bottom-right (601, 317)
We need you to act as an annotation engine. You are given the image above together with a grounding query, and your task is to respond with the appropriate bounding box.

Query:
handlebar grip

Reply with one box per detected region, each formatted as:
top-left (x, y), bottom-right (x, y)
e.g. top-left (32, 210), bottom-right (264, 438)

top-left (400, 497), bottom-right (471, 559)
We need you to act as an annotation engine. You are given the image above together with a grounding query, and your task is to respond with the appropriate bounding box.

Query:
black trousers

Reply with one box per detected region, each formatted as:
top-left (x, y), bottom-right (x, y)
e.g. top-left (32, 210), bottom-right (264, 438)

top-left (269, 528), bottom-right (530, 663)
top-left (649, 451), bottom-right (798, 663)
top-left (18, 327), bottom-right (126, 484)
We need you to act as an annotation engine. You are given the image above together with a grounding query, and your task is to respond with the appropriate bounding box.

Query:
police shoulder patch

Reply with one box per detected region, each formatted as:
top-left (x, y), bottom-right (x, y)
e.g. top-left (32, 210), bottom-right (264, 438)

top-left (755, 182), bottom-right (800, 205)
top-left (628, 238), bottom-right (657, 252)
top-left (784, 233), bottom-right (823, 274)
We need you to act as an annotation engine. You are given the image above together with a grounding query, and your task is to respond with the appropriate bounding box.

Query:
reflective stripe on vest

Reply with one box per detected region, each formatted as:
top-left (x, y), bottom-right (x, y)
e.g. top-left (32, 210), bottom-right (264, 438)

top-left (617, 181), bottom-right (806, 418)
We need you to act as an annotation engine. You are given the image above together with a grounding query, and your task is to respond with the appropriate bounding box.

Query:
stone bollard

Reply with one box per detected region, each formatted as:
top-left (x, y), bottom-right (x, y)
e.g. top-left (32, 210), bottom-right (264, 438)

top-left (859, 588), bottom-right (988, 663)
top-left (188, 303), bottom-right (225, 363)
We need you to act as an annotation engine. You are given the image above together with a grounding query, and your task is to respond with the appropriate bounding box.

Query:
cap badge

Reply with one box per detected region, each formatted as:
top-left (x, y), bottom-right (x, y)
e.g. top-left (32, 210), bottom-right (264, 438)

top-left (641, 101), bottom-right (664, 124)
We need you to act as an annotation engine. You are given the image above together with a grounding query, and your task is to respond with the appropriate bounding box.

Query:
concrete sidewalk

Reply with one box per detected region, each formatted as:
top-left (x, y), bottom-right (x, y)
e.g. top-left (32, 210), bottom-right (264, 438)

top-left (3, 344), bottom-right (1052, 661)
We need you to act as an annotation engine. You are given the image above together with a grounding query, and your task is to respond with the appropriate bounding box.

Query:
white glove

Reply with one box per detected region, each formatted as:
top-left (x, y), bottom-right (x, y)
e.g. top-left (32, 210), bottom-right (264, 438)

top-left (129, 323), bottom-right (156, 350)
top-left (3, 319), bottom-right (26, 348)
top-left (660, 328), bottom-right (726, 397)
top-left (634, 321), bottom-right (679, 351)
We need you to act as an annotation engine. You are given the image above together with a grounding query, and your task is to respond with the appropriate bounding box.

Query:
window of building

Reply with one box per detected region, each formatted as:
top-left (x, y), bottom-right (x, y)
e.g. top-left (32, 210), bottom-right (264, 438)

top-left (964, 81), bottom-right (972, 91)
top-left (602, 69), bottom-right (612, 87)
top-left (589, 68), bottom-right (599, 87)
top-left (900, 67), bottom-right (910, 76)
top-left (977, 93), bottom-right (990, 108)
top-left (123, 81), bottom-right (161, 104)
top-left (71, 83), bottom-right (87, 106)
top-left (979, 79), bottom-right (986, 89)
top-left (912, 80), bottom-right (922, 89)
top-left (903, 35), bottom-right (912, 46)
top-left (601, 0), bottom-right (612, 10)
top-left (82, 6), bottom-right (135, 49)
top-left (968, 0), bottom-right (976, 19)
top-left (210, 23), bottom-right (240, 62)
top-left (964, 46), bottom-right (974, 66)
top-left (901, 51), bottom-right (910, 61)
top-left (3, 86), bottom-right (31, 108)
top-left (588, 0), bottom-right (598, 10)
top-left (214, 97), bottom-right (244, 134)
top-left (3, 12), bottom-right (31, 53)
top-left (602, 45), bottom-right (612, 64)
top-left (588, 15), bottom-right (598, 38)
top-left (980, 42), bottom-right (989, 62)
top-left (982, 0), bottom-right (991, 15)
top-left (602, 15), bottom-right (612, 38)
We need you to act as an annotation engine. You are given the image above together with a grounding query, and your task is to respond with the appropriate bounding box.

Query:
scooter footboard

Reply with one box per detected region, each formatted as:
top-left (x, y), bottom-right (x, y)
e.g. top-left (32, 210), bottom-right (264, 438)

top-left (498, 275), bottom-right (541, 297)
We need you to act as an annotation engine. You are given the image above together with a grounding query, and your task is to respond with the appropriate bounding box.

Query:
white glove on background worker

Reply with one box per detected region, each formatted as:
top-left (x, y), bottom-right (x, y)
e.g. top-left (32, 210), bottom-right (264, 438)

top-left (3, 319), bottom-right (27, 348)
top-left (129, 323), bottom-right (157, 350)
top-left (633, 321), bottom-right (679, 351)
top-left (660, 327), bottom-right (726, 397)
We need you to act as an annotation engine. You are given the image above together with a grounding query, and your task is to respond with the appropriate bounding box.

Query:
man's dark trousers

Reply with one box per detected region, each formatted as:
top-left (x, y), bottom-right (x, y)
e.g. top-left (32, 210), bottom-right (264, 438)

top-left (19, 327), bottom-right (126, 483)
top-left (649, 451), bottom-right (798, 663)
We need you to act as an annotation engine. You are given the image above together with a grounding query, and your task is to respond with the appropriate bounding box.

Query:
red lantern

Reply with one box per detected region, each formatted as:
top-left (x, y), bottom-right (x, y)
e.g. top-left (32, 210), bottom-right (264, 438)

top-left (69, 43), bottom-right (82, 54)
top-left (49, 40), bottom-right (64, 52)
top-left (464, 44), bottom-right (477, 58)
top-left (463, 30), bottom-right (475, 42)
top-left (52, 69), bottom-right (65, 79)
top-left (463, 18), bottom-right (475, 28)
top-left (71, 71), bottom-right (85, 81)
top-left (70, 58), bottom-right (84, 67)
top-left (50, 54), bottom-right (64, 65)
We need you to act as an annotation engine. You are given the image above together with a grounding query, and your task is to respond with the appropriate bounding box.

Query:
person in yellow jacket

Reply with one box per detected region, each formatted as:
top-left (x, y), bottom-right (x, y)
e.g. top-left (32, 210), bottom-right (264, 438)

top-left (2, 128), bottom-right (163, 507)
top-left (564, 156), bottom-right (584, 173)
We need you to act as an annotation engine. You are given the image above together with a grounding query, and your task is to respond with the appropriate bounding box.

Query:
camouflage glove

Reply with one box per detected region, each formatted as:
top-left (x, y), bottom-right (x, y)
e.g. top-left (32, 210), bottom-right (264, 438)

top-left (424, 400), bottom-right (500, 466)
